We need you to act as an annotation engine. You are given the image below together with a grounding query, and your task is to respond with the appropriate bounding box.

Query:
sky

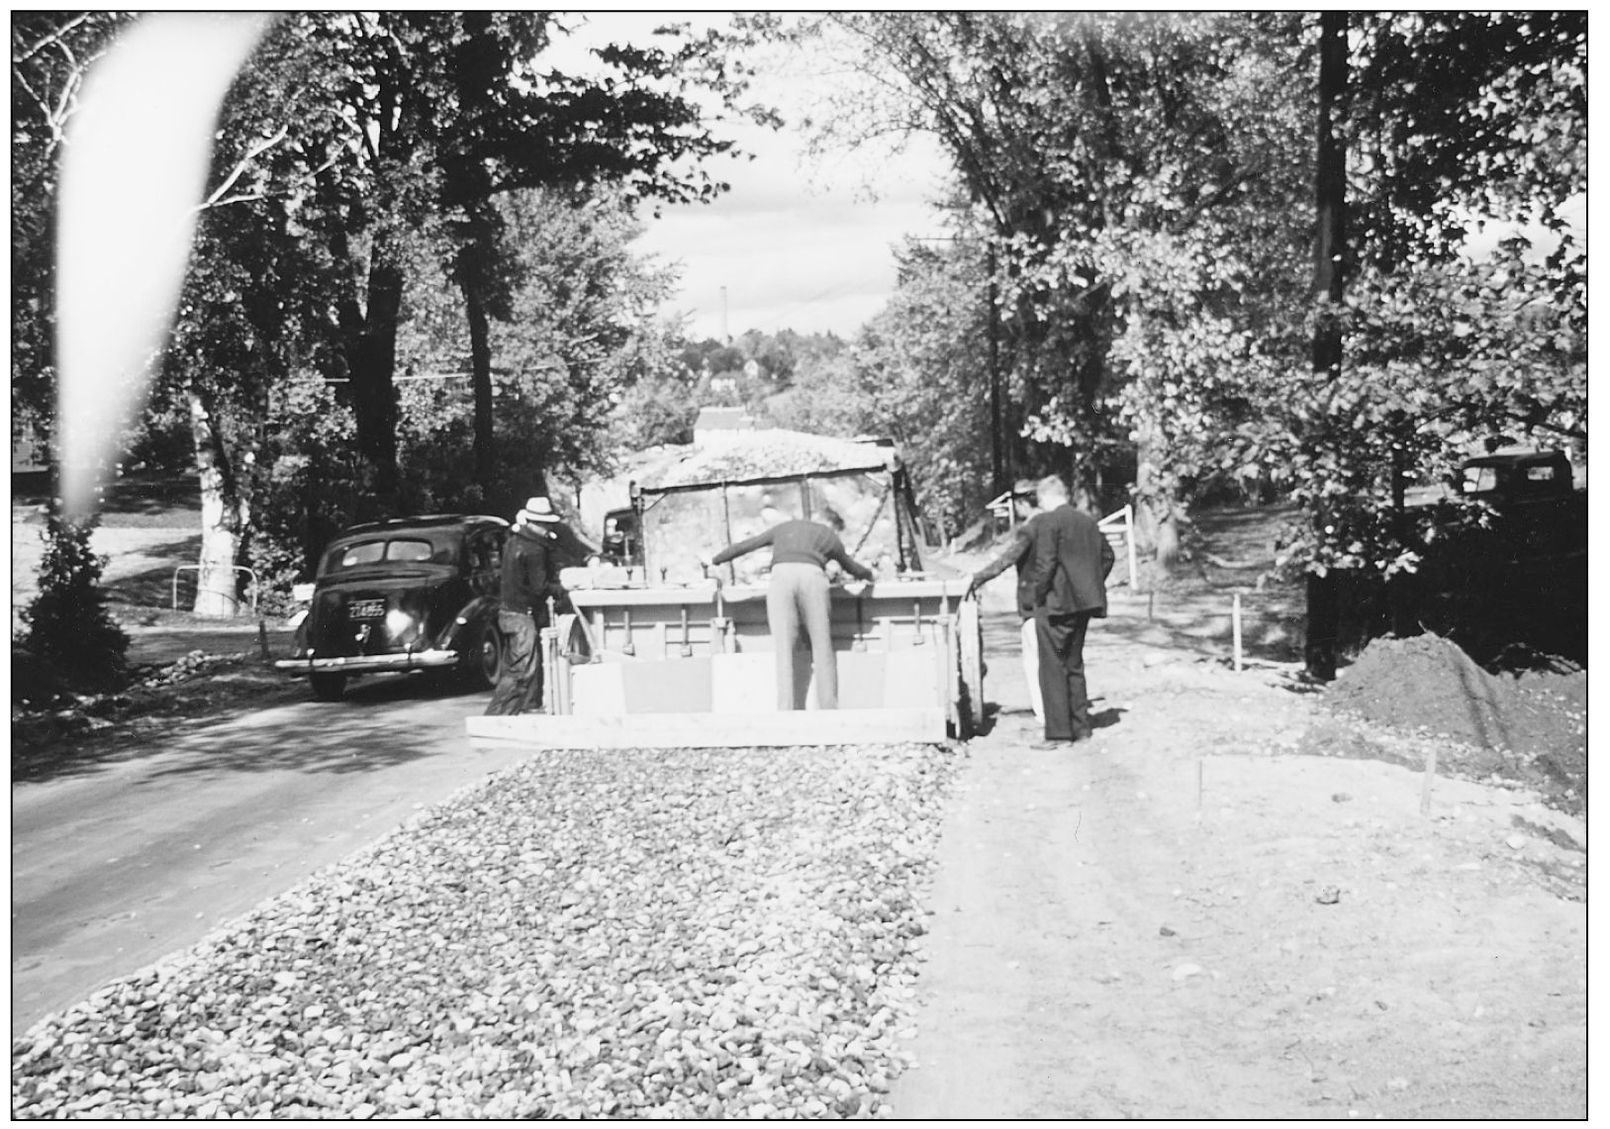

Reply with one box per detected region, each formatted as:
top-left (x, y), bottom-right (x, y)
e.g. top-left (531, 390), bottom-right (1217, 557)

top-left (559, 14), bottom-right (955, 342)
top-left (633, 122), bottom-right (950, 342)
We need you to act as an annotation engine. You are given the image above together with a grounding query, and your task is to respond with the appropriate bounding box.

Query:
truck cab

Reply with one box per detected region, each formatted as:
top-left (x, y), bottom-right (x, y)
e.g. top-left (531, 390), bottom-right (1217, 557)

top-left (1459, 449), bottom-right (1573, 499)
top-left (600, 507), bottom-right (642, 567)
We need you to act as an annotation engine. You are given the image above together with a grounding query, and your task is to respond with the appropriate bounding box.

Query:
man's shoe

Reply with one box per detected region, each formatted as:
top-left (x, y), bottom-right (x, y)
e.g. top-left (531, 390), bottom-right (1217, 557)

top-left (1028, 739), bottom-right (1074, 750)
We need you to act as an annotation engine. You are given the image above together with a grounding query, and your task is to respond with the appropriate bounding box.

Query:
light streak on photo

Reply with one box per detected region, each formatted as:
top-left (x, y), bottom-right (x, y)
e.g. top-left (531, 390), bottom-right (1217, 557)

top-left (55, 11), bottom-right (271, 517)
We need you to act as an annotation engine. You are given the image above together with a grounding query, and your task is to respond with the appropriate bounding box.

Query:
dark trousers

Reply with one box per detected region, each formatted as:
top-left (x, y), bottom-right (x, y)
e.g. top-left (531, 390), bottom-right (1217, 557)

top-left (767, 562), bottom-right (837, 709)
top-left (1035, 610), bottom-right (1093, 740)
top-left (485, 610), bottom-right (542, 716)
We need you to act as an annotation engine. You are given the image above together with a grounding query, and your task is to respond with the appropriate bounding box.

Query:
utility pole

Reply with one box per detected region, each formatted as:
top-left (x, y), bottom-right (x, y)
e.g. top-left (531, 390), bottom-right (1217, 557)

top-left (720, 285), bottom-right (730, 344)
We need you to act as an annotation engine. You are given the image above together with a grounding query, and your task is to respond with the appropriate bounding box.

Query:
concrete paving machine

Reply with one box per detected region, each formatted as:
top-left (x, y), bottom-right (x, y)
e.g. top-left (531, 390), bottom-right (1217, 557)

top-left (466, 429), bottom-right (983, 749)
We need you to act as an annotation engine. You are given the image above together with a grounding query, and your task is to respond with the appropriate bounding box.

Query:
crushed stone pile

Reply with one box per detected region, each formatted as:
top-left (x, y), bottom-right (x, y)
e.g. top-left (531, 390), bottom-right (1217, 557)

top-left (1325, 633), bottom-right (1586, 807)
top-left (12, 742), bottom-right (959, 1119)
top-left (645, 430), bottom-right (892, 490)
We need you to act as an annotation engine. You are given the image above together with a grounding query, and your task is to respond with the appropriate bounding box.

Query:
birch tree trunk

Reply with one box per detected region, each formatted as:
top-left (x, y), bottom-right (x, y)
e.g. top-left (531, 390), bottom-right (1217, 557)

top-left (189, 393), bottom-right (249, 617)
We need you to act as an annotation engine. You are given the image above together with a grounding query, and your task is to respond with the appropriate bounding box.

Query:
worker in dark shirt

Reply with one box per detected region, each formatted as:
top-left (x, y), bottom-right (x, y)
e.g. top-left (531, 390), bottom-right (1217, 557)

top-left (708, 509), bottom-right (875, 710)
top-left (485, 496), bottom-right (570, 716)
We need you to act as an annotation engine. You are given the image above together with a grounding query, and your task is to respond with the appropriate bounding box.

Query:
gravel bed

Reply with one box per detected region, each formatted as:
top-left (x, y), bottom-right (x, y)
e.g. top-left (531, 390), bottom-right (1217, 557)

top-left (13, 741), bottom-right (961, 1118)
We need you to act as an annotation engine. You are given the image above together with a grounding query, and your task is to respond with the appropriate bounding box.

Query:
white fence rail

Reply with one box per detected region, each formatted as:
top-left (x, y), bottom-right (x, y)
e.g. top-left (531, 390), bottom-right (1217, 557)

top-left (980, 494), bottom-right (1139, 590)
top-left (172, 564), bottom-right (258, 616)
top-left (1098, 503), bottom-right (1138, 590)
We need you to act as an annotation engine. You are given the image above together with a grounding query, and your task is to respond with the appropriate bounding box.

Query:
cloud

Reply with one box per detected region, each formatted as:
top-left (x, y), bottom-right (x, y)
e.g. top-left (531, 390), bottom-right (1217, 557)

top-left (551, 13), bottom-right (954, 340)
top-left (635, 119), bottom-right (950, 340)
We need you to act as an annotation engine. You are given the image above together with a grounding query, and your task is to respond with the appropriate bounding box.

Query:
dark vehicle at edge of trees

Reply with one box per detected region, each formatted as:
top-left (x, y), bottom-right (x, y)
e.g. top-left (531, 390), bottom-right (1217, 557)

top-left (275, 515), bottom-right (510, 701)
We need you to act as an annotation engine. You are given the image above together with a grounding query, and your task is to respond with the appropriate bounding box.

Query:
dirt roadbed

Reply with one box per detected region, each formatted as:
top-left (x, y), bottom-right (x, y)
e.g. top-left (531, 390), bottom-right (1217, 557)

top-left (889, 626), bottom-right (1585, 1118)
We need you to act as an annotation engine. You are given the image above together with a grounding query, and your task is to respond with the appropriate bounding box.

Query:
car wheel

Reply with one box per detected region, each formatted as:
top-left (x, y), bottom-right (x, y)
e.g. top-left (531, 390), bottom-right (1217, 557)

top-left (309, 672), bottom-right (346, 701)
top-left (466, 620), bottom-right (503, 689)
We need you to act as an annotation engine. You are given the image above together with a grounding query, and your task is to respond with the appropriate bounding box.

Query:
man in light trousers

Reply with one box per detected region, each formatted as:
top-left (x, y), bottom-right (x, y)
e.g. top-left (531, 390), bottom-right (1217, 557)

top-left (966, 480), bottom-right (1045, 726)
top-left (708, 509), bottom-right (875, 709)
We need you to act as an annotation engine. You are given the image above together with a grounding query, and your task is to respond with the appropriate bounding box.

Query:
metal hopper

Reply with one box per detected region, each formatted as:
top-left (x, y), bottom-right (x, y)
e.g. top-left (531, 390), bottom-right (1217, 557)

top-left (467, 429), bottom-right (983, 749)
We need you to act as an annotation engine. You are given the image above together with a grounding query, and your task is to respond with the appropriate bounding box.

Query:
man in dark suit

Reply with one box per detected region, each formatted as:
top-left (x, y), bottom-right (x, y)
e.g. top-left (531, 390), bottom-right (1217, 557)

top-left (1022, 474), bottom-right (1115, 746)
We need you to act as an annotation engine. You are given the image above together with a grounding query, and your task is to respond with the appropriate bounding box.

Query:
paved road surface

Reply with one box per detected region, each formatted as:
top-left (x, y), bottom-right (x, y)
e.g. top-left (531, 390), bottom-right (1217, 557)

top-left (11, 676), bottom-right (534, 1033)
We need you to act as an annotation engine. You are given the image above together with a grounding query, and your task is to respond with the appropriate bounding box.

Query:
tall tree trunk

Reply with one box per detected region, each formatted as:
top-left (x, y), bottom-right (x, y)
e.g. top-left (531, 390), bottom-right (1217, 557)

top-left (1387, 412), bottom-right (1415, 636)
top-left (1306, 9), bottom-right (1348, 681)
top-left (348, 250), bottom-right (406, 513)
top-left (464, 278), bottom-right (496, 502)
top-left (986, 243), bottom-right (1004, 497)
top-left (1133, 413), bottom-right (1181, 576)
top-left (189, 393), bottom-right (249, 618)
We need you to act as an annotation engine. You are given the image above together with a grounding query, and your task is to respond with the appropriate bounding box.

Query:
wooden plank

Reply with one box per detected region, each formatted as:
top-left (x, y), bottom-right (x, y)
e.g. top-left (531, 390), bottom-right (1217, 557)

top-left (569, 578), bottom-right (963, 609)
top-left (466, 707), bottom-right (947, 749)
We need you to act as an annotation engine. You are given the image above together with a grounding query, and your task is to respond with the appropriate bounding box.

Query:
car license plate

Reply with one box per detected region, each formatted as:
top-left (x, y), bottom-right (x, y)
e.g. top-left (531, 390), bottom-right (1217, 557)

top-left (348, 598), bottom-right (386, 620)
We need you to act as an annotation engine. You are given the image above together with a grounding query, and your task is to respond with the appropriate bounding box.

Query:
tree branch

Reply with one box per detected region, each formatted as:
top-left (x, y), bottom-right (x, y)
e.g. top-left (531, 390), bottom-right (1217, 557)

top-left (197, 150), bottom-right (342, 213)
top-left (1166, 166), bottom-right (1262, 235)
top-left (12, 13), bottom-right (92, 66)
top-left (198, 126), bottom-right (289, 210)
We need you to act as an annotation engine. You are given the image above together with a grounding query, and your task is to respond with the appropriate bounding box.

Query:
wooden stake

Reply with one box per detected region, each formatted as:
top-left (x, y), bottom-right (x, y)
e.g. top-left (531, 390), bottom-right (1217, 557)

top-left (1195, 757), bottom-right (1205, 817)
top-left (1232, 592), bottom-right (1243, 671)
top-left (1420, 745), bottom-right (1438, 817)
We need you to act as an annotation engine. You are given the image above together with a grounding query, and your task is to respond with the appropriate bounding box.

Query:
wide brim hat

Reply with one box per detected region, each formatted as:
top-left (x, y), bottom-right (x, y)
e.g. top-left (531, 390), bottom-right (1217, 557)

top-left (516, 495), bottom-right (561, 524)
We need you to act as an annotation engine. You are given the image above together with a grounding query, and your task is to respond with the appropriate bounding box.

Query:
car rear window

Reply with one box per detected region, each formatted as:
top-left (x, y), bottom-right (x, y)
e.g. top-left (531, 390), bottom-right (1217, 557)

top-left (387, 539), bottom-right (435, 562)
top-left (325, 538), bottom-right (444, 572)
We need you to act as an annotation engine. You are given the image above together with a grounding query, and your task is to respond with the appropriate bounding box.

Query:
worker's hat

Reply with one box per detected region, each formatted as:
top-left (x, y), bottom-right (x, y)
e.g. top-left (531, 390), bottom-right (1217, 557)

top-left (1012, 478), bottom-right (1038, 498)
top-left (516, 496), bottom-right (561, 525)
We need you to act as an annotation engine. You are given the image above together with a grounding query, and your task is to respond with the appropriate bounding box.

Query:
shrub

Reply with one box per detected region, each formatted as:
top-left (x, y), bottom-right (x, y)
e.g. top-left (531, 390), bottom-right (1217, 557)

top-left (19, 508), bottom-right (129, 693)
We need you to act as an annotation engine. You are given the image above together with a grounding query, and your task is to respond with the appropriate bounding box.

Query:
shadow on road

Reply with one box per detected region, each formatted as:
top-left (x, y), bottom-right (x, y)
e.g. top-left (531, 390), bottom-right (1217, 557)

top-left (1100, 594), bottom-right (1303, 668)
top-left (15, 672), bottom-right (490, 786)
top-left (141, 672), bottom-right (490, 782)
top-left (1092, 705), bottom-right (1127, 730)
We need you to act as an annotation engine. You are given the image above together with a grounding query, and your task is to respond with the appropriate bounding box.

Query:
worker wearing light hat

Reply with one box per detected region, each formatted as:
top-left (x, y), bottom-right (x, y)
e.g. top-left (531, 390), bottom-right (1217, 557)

top-left (485, 496), bottom-right (569, 716)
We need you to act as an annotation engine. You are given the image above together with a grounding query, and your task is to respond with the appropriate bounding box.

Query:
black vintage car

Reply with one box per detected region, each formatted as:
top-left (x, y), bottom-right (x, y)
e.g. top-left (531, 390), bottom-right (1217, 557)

top-left (275, 515), bottom-right (510, 701)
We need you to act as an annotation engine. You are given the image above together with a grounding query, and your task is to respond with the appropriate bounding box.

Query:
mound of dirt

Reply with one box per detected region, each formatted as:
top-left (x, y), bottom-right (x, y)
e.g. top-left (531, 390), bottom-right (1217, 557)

top-left (1327, 633), bottom-right (1586, 811)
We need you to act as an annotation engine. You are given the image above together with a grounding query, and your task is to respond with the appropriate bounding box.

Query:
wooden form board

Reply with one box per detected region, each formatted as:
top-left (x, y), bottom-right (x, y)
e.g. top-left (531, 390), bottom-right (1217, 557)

top-left (466, 707), bottom-right (947, 749)
top-left (569, 579), bottom-right (965, 664)
top-left (568, 647), bottom-right (944, 716)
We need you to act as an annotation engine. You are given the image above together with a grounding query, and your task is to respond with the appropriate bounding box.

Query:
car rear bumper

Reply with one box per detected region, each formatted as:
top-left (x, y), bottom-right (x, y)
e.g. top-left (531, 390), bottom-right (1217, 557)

top-left (273, 650), bottom-right (462, 677)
